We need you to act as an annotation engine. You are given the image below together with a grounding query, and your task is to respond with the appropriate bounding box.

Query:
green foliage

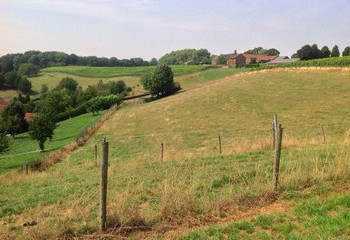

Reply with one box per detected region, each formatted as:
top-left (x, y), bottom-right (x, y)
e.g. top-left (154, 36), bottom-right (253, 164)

top-left (342, 46), bottom-right (350, 56)
top-left (297, 44), bottom-right (322, 60)
top-left (0, 73), bottom-right (5, 89)
top-left (141, 64), bottom-right (180, 97)
top-left (216, 55), bottom-right (228, 64)
top-left (40, 84), bottom-right (49, 95)
top-left (39, 90), bottom-right (70, 120)
top-left (159, 49), bottom-right (211, 65)
top-left (86, 95), bottom-right (122, 115)
top-left (29, 113), bottom-right (56, 151)
top-left (250, 57), bottom-right (258, 64)
top-left (18, 63), bottom-right (39, 76)
top-left (1, 99), bottom-right (28, 137)
top-left (321, 46), bottom-right (331, 58)
top-left (0, 126), bottom-right (9, 153)
top-left (56, 77), bottom-right (78, 93)
top-left (331, 45), bottom-right (340, 57)
top-left (244, 47), bottom-right (280, 56)
top-left (18, 77), bottom-right (32, 93)
top-left (4, 71), bottom-right (21, 88)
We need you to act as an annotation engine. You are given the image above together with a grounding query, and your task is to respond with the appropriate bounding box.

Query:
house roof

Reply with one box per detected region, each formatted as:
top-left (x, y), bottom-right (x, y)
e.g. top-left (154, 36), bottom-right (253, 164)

top-left (243, 54), bottom-right (278, 61)
top-left (267, 57), bottom-right (300, 64)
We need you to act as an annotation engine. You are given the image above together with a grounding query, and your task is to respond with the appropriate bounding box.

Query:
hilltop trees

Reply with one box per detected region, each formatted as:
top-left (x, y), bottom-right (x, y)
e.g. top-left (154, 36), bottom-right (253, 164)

top-left (159, 49), bottom-right (211, 65)
top-left (321, 46), bottom-right (331, 58)
top-left (18, 63), bottom-right (39, 76)
top-left (141, 64), bottom-right (180, 97)
top-left (331, 45), bottom-right (340, 57)
top-left (244, 47), bottom-right (280, 56)
top-left (342, 46), bottom-right (350, 56)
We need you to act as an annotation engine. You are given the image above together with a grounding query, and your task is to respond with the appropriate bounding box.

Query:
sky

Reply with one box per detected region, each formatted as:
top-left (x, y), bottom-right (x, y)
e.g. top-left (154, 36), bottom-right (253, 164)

top-left (1, 0), bottom-right (350, 60)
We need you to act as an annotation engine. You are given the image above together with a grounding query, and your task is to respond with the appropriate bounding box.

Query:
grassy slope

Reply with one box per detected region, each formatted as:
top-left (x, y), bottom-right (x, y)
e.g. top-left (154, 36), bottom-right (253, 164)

top-left (41, 65), bottom-right (216, 78)
top-left (1, 68), bottom-right (350, 239)
top-left (0, 111), bottom-right (106, 175)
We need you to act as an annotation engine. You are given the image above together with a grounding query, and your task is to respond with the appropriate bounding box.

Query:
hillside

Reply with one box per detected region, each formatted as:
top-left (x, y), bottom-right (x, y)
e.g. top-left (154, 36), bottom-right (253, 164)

top-left (1, 68), bottom-right (350, 239)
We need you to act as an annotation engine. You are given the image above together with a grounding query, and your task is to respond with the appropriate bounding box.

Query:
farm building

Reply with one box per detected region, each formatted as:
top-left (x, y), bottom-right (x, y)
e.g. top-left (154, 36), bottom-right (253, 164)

top-left (242, 54), bottom-right (278, 64)
top-left (267, 56), bottom-right (300, 65)
top-left (212, 51), bottom-right (279, 65)
top-left (227, 54), bottom-right (246, 66)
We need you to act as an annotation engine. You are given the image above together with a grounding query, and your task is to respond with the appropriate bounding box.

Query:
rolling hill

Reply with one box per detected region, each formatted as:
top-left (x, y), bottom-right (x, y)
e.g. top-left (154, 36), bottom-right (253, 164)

top-left (1, 67), bottom-right (350, 239)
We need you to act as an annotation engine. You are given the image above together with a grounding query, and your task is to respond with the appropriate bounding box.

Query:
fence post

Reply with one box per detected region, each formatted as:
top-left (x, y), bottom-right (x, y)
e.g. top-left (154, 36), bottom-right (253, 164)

top-left (160, 143), bottom-right (164, 162)
top-left (272, 114), bottom-right (278, 149)
top-left (94, 144), bottom-right (98, 167)
top-left (100, 139), bottom-right (109, 232)
top-left (273, 124), bottom-right (283, 192)
top-left (321, 126), bottom-right (326, 143)
top-left (218, 135), bottom-right (222, 155)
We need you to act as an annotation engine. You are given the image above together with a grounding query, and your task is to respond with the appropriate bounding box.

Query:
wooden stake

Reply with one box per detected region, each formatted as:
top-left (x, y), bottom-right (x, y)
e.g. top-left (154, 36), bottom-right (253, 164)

top-left (273, 124), bottom-right (283, 192)
top-left (100, 139), bottom-right (108, 232)
top-left (218, 135), bottom-right (222, 155)
top-left (94, 144), bottom-right (98, 167)
top-left (321, 126), bottom-right (326, 143)
top-left (160, 143), bottom-right (164, 162)
top-left (272, 114), bottom-right (278, 149)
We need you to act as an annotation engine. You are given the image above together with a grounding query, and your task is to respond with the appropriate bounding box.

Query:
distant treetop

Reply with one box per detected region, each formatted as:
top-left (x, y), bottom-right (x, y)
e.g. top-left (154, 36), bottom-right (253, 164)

top-left (158, 49), bottom-right (212, 65)
top-left (244, 47), bottom-right (280, 56)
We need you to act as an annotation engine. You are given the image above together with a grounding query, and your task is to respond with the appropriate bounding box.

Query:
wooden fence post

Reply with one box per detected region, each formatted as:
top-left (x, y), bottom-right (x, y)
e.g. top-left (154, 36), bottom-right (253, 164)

top-left (273, 124), bottom-right (283, 192)
top-left (160, 143), bottom-right (164, 162)
top-left (94, 144), bottom-right (98, 167)
top-left (100, 139), bottom-right (109, 232)
top-left (321, 126), bottom-right (326, 143)
top-left (272, 114), bottom-right (278, 149)
top-left (218, 135), bottom-right (222, 155)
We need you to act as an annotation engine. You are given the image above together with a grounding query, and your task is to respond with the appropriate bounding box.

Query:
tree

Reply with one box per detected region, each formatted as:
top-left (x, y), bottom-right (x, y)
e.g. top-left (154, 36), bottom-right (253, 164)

top-left (265, 48), bottom-right (280, 56)
top-left (141, 64), bottom-right (179, 97)
top-left (1, 100), bottom-right (28, 137)
top-left (250, 58), bottom-right (258, 64)
top-left (4, 71), bottom-right (21, 89)
top-left (291, 53), bottom-right (299, 58)
top-left (320, 46), bottom-right (331, 58)
top-left (56, 77), bottom-right (78, 93)
top-left (342, 46), bottom-right (350, 56)
top-left (18, 77), bottom-right (32, 93)
top-left (18, 63), bottom-right (39, 76)
top-left (39, 90), bottom-right (70, 120)
top-left (311, 44), bottom-right (322, 59)
top-left (0, 125), bottom-right (9, 153)
top-left (29, 113), bottom-right (56, 151)
top-left (297, 45), bottom-right (314, 60)
top-left (0, 73), bottom-right (4, 90)
top-left (216, 55), bottom-right (228, 65)
top-left (150, 58), bottom-right (158, 66)
top-left (331, 45), bottom-right (340, 57)
top-left (40, 84), bottom-right (49, 95)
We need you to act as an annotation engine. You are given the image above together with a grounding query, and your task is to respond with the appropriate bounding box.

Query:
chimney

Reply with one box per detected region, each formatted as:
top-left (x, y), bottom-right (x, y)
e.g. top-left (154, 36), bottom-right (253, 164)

top-left (234, 50), bottom-right (237, 54)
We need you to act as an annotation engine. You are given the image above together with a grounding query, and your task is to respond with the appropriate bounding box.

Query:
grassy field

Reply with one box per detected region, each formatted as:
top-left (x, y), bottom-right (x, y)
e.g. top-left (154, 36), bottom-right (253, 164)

top-left (41, 65), bottom-right (216, 78)
top-left (0, 110), bottom-right (106, 175)
top-left (1, 68), bottom-right (350, 239)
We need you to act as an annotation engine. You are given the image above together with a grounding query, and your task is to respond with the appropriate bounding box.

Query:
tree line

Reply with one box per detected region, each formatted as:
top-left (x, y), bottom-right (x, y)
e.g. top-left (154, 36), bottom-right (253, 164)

top-left (292, 44), bottom-right (350, 60)
top-left (0, 50), bottom-right (159, 75)
top-left (158, 49), bottom-right (212, 65)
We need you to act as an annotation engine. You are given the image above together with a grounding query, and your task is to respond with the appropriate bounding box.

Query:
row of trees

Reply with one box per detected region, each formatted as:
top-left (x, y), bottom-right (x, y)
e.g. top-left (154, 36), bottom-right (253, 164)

top-left (244, 47), bottom-right (280, 56)
top-left (158, 49), bottom-right (212, 65)
top-left (292, 44), bottom-right (350, 60)
top-left (0, 50), bottom-right (158, 75)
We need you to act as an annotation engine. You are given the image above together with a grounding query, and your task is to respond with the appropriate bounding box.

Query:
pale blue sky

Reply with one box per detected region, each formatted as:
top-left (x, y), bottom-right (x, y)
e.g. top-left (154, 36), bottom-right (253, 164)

top-left (1, 0), bottom-right (349, 59)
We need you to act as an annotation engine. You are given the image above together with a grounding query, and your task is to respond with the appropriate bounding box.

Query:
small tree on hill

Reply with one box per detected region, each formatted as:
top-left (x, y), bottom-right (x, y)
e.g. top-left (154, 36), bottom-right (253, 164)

top-left (1, 99), bottom-right (28, 137)
top-left (320, 46), bottom-right (331, 58)
top-left (29, 113), bottom-right (56, 151)
top-left (331, 45), bottom-right (340, 57)
top-left (18, 63), bottom-right (39, 76)
top-left (18, 77), bottom-right (32, 93)
top-left (141, 64), bottom-right (179, 97)
top-left (342, 46), bottom-right (350, 56)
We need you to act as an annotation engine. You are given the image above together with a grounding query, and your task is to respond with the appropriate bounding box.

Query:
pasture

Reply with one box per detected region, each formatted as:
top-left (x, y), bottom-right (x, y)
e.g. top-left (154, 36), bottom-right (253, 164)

top-left (1, 67), bottom-right (350, 239)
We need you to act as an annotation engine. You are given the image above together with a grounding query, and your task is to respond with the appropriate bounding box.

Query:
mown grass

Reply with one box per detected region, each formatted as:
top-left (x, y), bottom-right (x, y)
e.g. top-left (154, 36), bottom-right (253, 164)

top-left (0, 110), bottom-right (106, 175)
top-left (41, 65), bottom-right (217, 78)
top-left (1, 68), bottom-right (350, 239)
top-left (179, 193), bottom-right (350, 239)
